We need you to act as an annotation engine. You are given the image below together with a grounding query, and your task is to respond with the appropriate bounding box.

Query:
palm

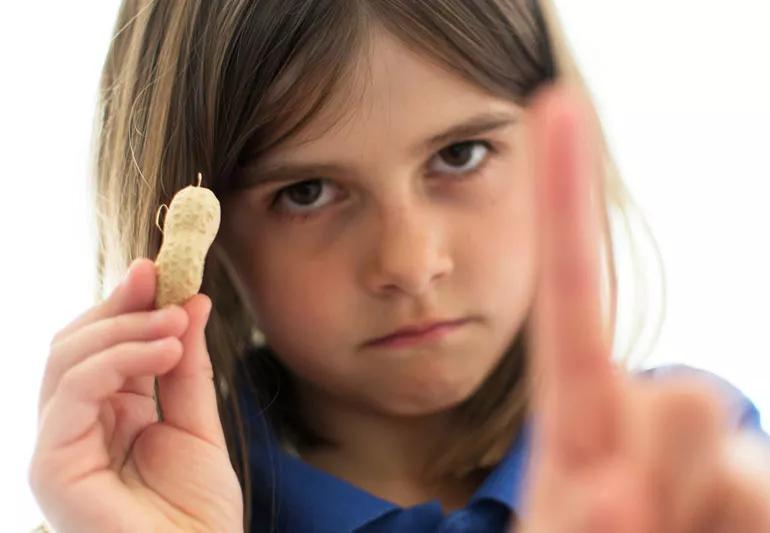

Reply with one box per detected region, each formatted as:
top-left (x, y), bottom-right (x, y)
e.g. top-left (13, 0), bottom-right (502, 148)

top-left (123, 422), bottom-right (241, 528)
top-left (65, 386), bottom-right (242, 531)
top-left (99, 387), bottom-right (157, 471)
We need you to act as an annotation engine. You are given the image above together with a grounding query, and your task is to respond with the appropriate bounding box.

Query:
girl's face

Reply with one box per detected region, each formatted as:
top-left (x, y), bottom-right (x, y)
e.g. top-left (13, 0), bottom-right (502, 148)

top-left (222, 28), bottom-right (537, 417)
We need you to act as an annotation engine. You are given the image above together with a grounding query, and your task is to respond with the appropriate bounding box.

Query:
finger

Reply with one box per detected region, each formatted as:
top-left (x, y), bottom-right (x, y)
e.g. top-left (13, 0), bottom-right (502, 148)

top-left (713, 430), bottom-right (770, 532)
top-left (522, 462), bottom-right (653, 533)
top-left (39, 258), bottom-right (161, 419)
top-left (528, 82), bottom-right (618, 467)
top-left (48, 257), bottom-right (156, 345)
top-left (573, 465), bottom-right (652, 533)
top-left (40, 306), bottom-right (189, 415)
top-left (711, 468), bottom-right (770, 533)
top-left (630, 380), bottom-right (726, 531)
top-left (156, 294), bottom-right (227, 450)
top-left (722, 430), bottom-right (770, 497)
top-left (35, 337), bottom-right (183, 456)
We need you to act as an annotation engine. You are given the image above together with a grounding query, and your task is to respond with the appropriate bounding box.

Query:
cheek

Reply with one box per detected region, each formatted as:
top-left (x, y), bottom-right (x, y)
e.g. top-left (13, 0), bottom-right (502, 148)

top-left (247, 249), bottom-right (355, 368)
top-left (255, 261), bottom-right (346, 332)
top-left (461, 168), bottom-right (537, 308)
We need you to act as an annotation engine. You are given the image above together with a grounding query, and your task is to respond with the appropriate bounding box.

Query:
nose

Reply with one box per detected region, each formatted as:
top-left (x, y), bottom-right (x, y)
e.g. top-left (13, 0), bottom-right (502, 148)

top-left (361, 200), bottom-right (454, 297)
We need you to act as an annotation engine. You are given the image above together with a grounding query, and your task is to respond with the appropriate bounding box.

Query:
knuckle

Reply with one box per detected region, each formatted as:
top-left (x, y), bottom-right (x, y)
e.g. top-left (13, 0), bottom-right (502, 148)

top-left (27, 469), bottom-right (44, 499)
top-left (57, 364), bottom-right (86, 397)
top-left (42, 344), bottom-right (61, 379)
top-left (656, 381), bottom-right (725, 433)
top-left (56, 343), bottom-right (126, 396)
top-left (27, 455), bottom-right (40, 493)
top-left (48, 301), bottom-right (103, 348)
top-left (156, 306), bottom-right (188, 334)
top-left (49, 325), bottom-right (74, 351)
top-left (48, 330), bottom-right (64, 349)
top-left (100, 310), bottom-right (168, 346)
top-left (108, 313), bottom-right (134, 336)
top-left (92, 314), bottom-right (144, 350)
top-left (27, 452), bottom-right (53, 498)
top-left (60, 346), bottom-right (114, 394)
top-left (161, 336), bottom-right (183, 354)
top-left (44, 322), bottom-right (119, 389)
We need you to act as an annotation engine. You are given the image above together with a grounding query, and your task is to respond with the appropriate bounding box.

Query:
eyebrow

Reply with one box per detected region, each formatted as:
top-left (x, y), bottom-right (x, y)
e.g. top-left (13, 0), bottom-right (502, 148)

top-left (234, 111), bottom-right (518, 189)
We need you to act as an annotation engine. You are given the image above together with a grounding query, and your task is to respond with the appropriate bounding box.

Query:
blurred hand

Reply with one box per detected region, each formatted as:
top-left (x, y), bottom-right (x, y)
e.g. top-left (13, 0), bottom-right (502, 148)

top-left (517, 82), bottom-right (770, 533)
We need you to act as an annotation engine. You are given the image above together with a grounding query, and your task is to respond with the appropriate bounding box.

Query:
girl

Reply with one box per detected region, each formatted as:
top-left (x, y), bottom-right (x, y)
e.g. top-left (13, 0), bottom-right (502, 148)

top-left (29, 0), bottom-right (770, 532)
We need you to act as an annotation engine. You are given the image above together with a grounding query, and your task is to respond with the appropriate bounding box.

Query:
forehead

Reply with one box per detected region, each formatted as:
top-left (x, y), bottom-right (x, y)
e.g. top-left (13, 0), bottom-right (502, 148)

top-left (262, 27), bottom-right (521, 163)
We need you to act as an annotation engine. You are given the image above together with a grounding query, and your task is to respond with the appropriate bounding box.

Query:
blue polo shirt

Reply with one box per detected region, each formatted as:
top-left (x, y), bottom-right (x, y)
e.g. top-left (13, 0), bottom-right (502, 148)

top-left (239, 364), bottom-right (766, 532)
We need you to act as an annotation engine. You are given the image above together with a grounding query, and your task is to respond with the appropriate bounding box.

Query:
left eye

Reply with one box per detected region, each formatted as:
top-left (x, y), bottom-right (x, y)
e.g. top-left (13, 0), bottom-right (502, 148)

top-left (429, 140), bottom-right (492, 175)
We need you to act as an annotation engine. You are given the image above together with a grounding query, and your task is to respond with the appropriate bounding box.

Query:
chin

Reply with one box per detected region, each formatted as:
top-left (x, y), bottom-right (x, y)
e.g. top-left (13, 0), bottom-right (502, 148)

top-left (375, 371), bottom-right (485, 417)
top-left (366, 347), bottom-right (501, 416)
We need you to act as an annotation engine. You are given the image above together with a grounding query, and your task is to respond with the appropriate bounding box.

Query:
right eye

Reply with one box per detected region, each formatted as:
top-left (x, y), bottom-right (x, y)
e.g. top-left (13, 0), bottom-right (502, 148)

top-left (269, 179), bottom-right (340, 221)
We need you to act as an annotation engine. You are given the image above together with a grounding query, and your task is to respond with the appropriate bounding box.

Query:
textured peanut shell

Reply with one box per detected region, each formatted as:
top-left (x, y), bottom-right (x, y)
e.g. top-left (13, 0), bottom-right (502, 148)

top-left (154, 184), bottom-right (220, 309)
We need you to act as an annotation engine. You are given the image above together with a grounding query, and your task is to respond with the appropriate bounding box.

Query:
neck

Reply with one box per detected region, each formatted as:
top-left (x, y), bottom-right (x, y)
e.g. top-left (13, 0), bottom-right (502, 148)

top-left (290, 376), bottom-right (491, 511)
top-left (295, 380), bottom-right (456, 480)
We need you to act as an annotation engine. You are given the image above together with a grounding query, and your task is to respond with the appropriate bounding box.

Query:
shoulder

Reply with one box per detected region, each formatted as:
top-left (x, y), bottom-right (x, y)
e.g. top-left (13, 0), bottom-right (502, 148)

top-left (634, 364), bottom-right (765, 436)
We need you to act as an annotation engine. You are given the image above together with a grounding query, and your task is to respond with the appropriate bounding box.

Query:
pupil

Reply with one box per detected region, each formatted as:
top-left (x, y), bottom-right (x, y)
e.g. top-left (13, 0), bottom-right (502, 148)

top-left (288, 180), bottom-right (321, 204)
top-left (442, 142), bottom-right (472, 166)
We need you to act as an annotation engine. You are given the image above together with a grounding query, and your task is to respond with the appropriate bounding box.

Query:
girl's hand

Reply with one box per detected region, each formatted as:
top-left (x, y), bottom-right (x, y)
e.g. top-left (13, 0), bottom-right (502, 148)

top-left (517, 82), bottom-right (770, 533)
top-left (29, 258), bottom-right (243, 533)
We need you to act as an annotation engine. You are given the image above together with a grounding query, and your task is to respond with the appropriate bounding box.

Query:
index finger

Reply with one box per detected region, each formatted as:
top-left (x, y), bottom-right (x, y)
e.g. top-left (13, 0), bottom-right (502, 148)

top-left (40, 258), bottom-right (160, 416)
top-left (49, 258), bottom-right (155, 347)
top-left (528, 83), bottom-right (620, 468)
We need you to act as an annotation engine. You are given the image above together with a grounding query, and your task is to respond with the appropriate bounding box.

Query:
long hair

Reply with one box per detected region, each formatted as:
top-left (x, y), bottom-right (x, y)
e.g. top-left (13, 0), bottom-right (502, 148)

top-left (92, 1), bottom-right (664, 529)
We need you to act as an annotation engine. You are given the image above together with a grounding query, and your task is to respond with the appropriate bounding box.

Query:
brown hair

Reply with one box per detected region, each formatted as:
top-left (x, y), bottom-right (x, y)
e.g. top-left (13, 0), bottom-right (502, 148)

top-left (92, 0), bottom-right (664, 530)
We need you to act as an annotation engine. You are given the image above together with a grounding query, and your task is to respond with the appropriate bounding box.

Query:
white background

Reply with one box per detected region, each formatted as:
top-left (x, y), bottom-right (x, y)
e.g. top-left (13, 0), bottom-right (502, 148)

top-left (1, 1), bottom-right (768, 529)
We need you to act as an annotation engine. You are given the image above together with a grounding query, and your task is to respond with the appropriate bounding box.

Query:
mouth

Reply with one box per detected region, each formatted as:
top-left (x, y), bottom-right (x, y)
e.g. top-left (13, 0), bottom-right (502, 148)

top-left (363, 318), bottom-right (473, 348)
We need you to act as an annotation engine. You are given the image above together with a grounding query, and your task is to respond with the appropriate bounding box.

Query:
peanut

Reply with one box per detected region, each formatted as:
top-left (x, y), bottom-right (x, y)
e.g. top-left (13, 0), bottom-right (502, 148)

top-left (153, 172), bottom-right (221, 309)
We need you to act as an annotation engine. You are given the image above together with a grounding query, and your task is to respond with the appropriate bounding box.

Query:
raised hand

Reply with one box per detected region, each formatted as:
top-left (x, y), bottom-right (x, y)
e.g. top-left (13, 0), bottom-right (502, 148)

top-left (29, 258), bottom-right (243, 533)
top-left (518, 82), bottom-right (770, 533)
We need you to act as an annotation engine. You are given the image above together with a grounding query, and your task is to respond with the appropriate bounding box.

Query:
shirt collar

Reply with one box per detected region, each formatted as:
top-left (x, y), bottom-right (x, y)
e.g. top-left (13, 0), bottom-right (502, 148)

top-left (240, 385), bottom-right (532, 531)
top-left (469, 420), bottom-right (532, 512)
top-left (242, 398), bottom-right (399, 531)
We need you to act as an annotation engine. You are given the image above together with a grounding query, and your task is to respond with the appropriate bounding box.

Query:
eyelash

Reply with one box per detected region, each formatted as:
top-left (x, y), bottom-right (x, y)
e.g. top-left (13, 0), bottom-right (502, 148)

top-left (268, 139), bottom-right (497, 223)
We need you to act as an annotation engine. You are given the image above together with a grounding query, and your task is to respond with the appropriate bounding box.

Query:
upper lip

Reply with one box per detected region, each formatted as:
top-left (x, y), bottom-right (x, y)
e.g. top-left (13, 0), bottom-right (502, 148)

top-left (365, 317), bottom-right (469, 345)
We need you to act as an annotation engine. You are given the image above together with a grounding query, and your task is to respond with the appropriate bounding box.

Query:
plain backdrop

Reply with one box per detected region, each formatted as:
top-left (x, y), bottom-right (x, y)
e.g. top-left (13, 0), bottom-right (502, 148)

top-left (1, 1), bottom-right (768, 528)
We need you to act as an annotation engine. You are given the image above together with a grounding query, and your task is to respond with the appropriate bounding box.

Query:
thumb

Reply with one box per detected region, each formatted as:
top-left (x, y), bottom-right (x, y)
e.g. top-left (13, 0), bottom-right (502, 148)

top-left (156, 293), bottom-right (227, 450)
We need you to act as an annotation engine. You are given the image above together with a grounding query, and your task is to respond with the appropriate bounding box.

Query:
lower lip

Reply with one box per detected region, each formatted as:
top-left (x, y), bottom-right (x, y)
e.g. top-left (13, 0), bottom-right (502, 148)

top-left (366, 320), bottom-right (469, 348)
